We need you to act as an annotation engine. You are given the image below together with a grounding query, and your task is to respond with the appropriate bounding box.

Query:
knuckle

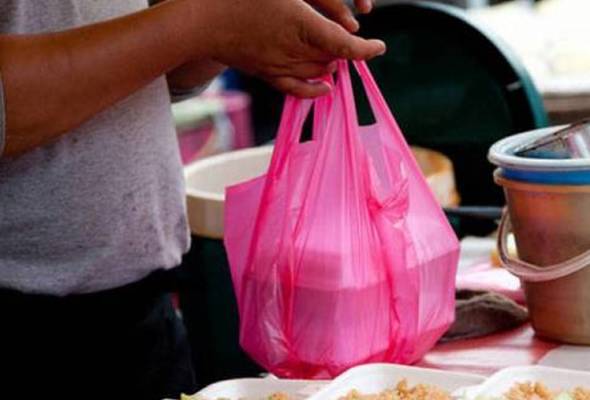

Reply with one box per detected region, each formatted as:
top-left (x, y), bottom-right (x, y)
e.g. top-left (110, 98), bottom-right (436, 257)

top-left (337, 43), bottom-right (353, 58)
top-left (280, 79), bottom-right (297, 92)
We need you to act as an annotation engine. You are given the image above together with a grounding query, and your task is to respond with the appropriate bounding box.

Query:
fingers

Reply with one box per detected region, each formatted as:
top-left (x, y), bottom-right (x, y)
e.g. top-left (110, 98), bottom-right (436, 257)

top-left (355, 0), bottom-right (373, 14)
top-left (268, 76), bottom-right (332, 98)
top-left (308, 0), bottom-right (359, 32)
top-left (309, 18), bottom-right (386, 60)
top-left (285, 61), bottom-right (337, 79)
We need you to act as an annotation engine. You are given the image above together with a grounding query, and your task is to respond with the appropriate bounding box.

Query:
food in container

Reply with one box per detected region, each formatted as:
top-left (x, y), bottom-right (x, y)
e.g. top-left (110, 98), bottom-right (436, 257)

top-left (337, 379), bottom-right (451, 400)
top-left (181, 365), bottom-right (590, 400)
top-left (181, 379), bottom-right (452, 400)
top-left (181, 393), bottom-right (291, 400)
top-left (465, 367), bottom-right (590, 400)
top-left (472, 382), bottom-right (590, 400)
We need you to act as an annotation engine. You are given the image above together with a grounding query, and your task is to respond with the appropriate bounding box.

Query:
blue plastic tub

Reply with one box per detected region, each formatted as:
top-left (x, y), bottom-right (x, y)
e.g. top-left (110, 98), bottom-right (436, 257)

top-left (489, 126), bottom-right (590, 184)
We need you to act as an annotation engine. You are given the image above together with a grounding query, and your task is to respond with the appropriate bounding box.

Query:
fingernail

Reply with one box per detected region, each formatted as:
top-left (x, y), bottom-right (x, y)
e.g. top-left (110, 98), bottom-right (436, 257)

top-left (320, 81), bottom-right (333, 92)
top-left (362, 0), bottom-right (373, 13)
top-left (377, 40), bottom-right (386, 55)
top-left (347, 15), bottom-right (360, 32)
top-left (327, 62), bottom-right (337, 74)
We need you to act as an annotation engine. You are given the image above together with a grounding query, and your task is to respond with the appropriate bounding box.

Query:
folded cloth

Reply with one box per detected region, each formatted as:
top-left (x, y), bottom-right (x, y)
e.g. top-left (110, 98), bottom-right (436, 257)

top-left (440, 289), bottom-right (529, 343)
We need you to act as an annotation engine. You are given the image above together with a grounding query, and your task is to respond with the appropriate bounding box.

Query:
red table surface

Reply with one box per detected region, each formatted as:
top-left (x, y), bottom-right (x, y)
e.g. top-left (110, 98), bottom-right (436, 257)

top-left (418, 324), bottom-right (559, 376)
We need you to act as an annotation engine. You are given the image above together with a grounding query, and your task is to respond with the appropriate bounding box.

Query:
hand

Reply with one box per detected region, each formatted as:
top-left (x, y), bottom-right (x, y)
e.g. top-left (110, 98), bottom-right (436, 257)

top-left (306, 0), bottom-right (374, 32)
top-left (201, 0), bottom-right (385, 98)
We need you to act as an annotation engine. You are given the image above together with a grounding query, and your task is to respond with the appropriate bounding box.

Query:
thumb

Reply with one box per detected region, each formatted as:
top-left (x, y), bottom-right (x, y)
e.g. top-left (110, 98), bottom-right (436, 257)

top-left (307, 16), bottom-right (386, 60)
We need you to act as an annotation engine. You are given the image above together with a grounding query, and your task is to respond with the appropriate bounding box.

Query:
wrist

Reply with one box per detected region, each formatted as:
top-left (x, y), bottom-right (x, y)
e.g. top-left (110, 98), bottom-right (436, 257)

top-left (151, 0), bottom-right (217, 68)
top-left (168, 0), bottom-right (221, 61)
top-left (167, 59), bottom-right (226, 91)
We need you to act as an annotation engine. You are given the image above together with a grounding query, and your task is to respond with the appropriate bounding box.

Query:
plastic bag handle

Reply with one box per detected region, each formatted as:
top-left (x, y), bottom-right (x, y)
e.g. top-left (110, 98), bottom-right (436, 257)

top-left (272, 62), bottom-right (390, 174)
top-left (269, 75), bottom-right (336, 176)
top-left (270, 63), bottom-right (366, 181)
top-left (351, 61), bottom-right (414, 151)
top-left (245, 73), bottom-right (343, 279)
top-left (498, 209), bottom-right (590, 282)
top-left (266, 96), bottom-right (314, 178)
top-left (352, 61), bottom-right (392, 124)
top-left (312, 76), bottom-right (335, 141)
top-left (337, 60), bottom-right (367, 182)
top-left (351, 61), bottom-right (451, 226)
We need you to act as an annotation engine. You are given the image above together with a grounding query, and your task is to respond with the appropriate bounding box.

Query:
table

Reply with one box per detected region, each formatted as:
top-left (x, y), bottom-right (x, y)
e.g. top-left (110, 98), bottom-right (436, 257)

top-left (419, 324), bottom-right (557, 375)
top-left (421, 236), bottom-right (590, 376)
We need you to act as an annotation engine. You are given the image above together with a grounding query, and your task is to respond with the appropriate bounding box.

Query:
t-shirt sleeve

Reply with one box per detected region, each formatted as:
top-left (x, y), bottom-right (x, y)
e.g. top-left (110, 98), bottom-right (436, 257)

top-left (0, 72), bottom-right (6, 157)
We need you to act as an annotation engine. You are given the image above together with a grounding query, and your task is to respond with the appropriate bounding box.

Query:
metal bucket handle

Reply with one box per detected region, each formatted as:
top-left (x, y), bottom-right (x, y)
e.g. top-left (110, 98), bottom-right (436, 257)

top-left (498, 209), bottom-right (590, 282)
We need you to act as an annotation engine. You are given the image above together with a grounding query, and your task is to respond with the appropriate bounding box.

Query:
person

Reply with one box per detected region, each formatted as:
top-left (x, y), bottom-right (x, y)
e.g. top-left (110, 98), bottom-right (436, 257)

top-left (0, 0), bottom-right (385, 399)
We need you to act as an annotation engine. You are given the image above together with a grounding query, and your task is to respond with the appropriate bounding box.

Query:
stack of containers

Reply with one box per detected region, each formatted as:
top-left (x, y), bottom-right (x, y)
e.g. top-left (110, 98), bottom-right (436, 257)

top-left (489, 126), bottom-right (590, 344)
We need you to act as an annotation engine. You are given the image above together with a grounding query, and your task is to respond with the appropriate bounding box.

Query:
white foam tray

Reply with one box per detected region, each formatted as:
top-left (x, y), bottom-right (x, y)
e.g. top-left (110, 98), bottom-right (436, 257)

top-left (192, 363), bottom-right (485, 399)
top-left (463, 366), bottom-right (590, 399)
top-left (196, 377), bottom-right (328, 400)
top-left (307, 363), bottom-right (485, 400)
top-left (189, 364), bottom-right (590, 400)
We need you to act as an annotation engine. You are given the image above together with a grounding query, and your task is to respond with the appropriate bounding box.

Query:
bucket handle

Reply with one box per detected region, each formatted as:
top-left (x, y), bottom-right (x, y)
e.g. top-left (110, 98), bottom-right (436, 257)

top-left (498, 209), bottom-right (590, 282)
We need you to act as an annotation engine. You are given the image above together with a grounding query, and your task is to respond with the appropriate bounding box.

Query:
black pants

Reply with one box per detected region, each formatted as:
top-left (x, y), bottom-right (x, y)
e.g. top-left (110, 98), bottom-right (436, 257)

top-left (0, 270), bottom-right (197, 400)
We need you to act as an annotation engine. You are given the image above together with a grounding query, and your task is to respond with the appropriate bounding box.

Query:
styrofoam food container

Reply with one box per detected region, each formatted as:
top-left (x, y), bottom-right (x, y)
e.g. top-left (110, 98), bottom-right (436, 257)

top-left (307, 363), bottom-right (485, 400)
top-left (463, 366), bottom-right (590, 399)
top-left (186, 364), bottom-right (484, 400)
top-left (180, 365), bottom-right (590, 400)
top-left (196, 377), bottom-right (328, 400)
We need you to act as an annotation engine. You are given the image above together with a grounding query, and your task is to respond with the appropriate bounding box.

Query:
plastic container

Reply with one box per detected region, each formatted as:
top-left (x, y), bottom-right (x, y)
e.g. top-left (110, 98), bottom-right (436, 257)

top-left (488, 125), bottom-right (590, 184)
top-left (197, 377), bottom-right (327, 400)
top-left (308, 363), bottom-right (485, 400)
top-left (185, 364), bottom-right (590, 400)
top-left (186, 363), bottom-right (484, 400)
top-left (465, 366), bottom-right (590, 399)
top-left (241, 274), bottom-right (393, 369)
top-left (180, 146), bottom-right (458, 386)
top-left (490, 127), bottom-right (590, 344)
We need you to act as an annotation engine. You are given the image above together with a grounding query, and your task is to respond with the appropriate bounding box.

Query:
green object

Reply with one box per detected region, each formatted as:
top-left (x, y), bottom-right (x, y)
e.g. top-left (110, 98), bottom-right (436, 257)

top-left (356, 1), bottom-right (549, 210)
top-left (172, 98), bottom-right (224, 131)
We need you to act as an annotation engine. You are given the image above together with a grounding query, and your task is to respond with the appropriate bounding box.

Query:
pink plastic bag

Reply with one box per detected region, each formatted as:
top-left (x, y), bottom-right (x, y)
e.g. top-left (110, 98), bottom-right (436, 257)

top-left (224, 61), bottom-right (459, 379)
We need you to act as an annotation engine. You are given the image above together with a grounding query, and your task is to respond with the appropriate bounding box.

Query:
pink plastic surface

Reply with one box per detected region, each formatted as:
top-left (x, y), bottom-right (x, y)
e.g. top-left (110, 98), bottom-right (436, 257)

top-left (456, 262), bottom-right (525, 304)
top-left (179, 125), bottom-right (214, 165)
top-left (224, 61), bottom-right (460, 379)
top-left (221, 91), bottom-right (254, 149)
top-left (178, 91), bottom-right (253, 165)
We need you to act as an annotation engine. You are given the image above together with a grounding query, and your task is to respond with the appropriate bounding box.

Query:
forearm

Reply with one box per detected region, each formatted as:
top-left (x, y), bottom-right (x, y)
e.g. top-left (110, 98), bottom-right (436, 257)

top-left (166, 59), bottom-right (226, 93)
top-left (0, 0), bottom-right (211, 157)
top-left (148, 0), bottom-right (226, 92)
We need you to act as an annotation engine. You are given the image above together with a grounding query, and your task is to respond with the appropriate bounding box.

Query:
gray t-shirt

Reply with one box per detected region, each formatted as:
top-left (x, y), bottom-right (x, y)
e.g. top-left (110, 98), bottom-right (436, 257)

top-left (0, 0), bottom-right (190, 295)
